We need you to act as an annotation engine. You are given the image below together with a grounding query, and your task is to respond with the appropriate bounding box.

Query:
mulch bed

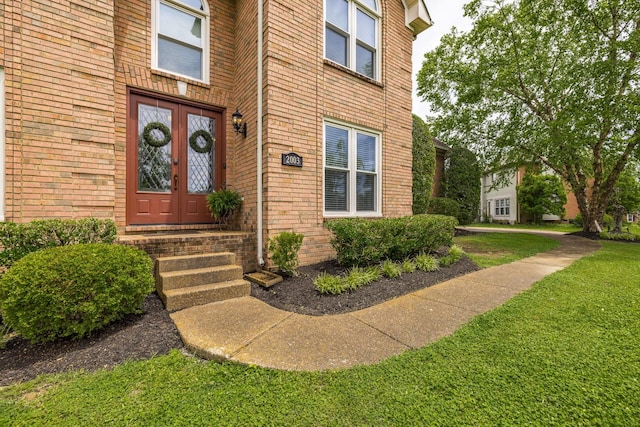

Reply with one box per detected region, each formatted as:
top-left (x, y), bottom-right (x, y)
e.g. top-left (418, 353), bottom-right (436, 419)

top-left (1, 254), bottom-right (479, 386)
top-left (250, 257), bottom-right (479, 316)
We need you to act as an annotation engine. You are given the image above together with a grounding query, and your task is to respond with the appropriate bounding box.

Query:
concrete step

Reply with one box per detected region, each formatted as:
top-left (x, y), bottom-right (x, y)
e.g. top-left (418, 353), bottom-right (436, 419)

top-left (158, 264), bottom-right (243, 291)
top-left (156, 252), bottom-right (236, 274)
top-left (161, 279), bottom-right (251, 312)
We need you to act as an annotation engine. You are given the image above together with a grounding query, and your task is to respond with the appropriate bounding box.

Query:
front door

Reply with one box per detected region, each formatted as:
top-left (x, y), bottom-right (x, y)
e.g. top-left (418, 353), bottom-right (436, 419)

top-left (127, 93), bottom-right (225, 225)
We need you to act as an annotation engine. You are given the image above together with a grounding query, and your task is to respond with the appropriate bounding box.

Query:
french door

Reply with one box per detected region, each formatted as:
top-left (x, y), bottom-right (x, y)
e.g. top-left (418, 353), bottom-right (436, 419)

top-left (127, 93), bottom-right (225, 225)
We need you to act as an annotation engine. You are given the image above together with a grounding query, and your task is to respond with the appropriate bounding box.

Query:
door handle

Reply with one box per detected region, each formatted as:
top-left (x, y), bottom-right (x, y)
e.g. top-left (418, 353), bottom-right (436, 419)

top-left (173, 174), bottom-right (178, 191)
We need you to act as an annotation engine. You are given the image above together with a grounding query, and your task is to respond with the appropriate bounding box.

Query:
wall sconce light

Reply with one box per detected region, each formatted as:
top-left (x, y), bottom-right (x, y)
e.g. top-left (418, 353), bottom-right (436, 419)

top-left (232, 108), bottom-right (247, 137)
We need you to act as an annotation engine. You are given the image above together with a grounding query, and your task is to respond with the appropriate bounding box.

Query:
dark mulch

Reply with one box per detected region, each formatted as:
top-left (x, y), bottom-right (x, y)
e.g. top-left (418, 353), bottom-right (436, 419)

top-left (251, 257), bottom-right (480, 316)
top-left (1, 255), bottom-right (479, 386)
top-left (569, 230), bottom-right (640, 243)
top-left (0, 294), bottom-right (183, 386)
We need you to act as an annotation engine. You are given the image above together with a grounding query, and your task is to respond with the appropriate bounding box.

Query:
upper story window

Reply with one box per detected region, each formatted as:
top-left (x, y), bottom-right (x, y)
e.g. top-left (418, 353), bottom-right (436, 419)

top-left (152, 0), bottom-right (210, 83)
top-left (324, 119), bottom-right (382, 216)
top-left (325, 0), bottom-right (380, 80)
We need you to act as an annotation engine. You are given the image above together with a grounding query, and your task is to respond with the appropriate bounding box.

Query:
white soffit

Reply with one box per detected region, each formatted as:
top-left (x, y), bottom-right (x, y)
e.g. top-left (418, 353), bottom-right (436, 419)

top-left (403, 0), bottom-right (433, 36)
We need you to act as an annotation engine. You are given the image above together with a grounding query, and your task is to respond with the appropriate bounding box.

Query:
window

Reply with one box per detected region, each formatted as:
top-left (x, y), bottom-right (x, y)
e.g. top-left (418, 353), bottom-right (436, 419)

top-left (324, 120), bottom-right (381, 216)
top-left (152, 0), bottom-right (209, 82)
top-left (494, 198), bottom-right (510, 217)
top-left (627, 213), bottom-right (635, 223)
top-left (325, 0), bottom-right (379, 80)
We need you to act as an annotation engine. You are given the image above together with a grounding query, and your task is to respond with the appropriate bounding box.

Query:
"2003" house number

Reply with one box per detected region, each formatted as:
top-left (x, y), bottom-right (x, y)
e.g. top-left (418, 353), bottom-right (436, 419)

top-left (282, 152), bottom-right (303, 167)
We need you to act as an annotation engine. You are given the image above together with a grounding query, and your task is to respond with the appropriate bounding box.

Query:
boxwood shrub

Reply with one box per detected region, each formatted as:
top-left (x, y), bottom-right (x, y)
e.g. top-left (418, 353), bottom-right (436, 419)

top-left (427, 197), bottom-right (460, 219)
top-left (326, 214), bottom-right (457, 267)
top-left (0, 243), bottom-right (153, 343)
top-left (0, 218), bottom-right (117, 269)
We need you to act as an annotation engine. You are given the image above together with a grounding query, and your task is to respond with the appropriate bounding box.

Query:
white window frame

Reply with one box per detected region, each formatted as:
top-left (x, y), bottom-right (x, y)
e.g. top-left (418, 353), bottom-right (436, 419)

top-left (323, 119), bottom-right (382, 217)
top-left (151, 0), bottom-right (210, 83)
top-left (494, 198), bottom-right (510, 217)
top-left (324, 0), bottom-right (381, 81)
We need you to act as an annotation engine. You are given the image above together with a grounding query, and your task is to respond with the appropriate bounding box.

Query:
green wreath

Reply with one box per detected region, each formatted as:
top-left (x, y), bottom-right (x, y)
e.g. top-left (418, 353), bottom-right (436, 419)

top-left (189, 129), bottom-right (214, 154)
top-left (142, 122), bottom-right (171, 148)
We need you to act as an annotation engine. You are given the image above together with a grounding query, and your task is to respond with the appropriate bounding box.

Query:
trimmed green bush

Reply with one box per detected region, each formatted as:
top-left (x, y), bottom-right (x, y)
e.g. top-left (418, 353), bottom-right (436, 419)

top-left (268, 231), bottom-right (304, 277)
top-left (427, 197), bottom-right (461, 219)
top-left (381, 260), bottom-right (402, 278)
top-left (0, 218), bottom-right (117, 269)
top-left (439, 244), bottom-right (465, 267)
top-left (0, 243), bottom-right (154, 343)
top-left (415, 253), bottom-right (439, 271)
top-left (313, 272), bottom-right (344, 295)
top-left (326, 214), bottom-right (457, 267)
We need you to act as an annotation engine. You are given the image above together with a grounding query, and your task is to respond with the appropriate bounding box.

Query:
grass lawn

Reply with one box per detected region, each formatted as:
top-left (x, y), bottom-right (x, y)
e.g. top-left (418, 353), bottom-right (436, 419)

top-left (467, 222), bottom-right (581, 233)
top-left (454, 232), bottom-right (560, 267)
top-left (1, 241), bottom-right (639, 426)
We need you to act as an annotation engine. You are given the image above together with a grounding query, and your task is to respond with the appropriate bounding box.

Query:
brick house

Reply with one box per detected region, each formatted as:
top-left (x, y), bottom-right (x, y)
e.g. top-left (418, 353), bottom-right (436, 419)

top-left (481, 167), bottom-right (581, 224)
top-left (0, 0), bottom-right (432, 270)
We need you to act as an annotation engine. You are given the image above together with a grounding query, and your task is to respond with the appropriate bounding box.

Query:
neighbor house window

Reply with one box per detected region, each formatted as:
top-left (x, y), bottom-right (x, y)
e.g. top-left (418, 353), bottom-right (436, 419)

top-left (152, 0), bottom-right (209, 82)
top-left (324, 0), bottom-right (380, 80)
top-left (324, 120), bottom-right (381, 216)
top-left (495, 198), bottom-right (510, 216)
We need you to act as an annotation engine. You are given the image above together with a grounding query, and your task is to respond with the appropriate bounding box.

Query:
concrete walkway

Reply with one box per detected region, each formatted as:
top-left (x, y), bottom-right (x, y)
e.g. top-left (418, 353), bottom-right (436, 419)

top-left (170, 230), bottom-right (600, 371)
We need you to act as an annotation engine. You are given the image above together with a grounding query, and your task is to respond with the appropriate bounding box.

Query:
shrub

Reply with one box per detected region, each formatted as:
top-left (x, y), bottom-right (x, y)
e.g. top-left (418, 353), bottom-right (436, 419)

top-left (313, 272), bottom-right (344, 295)
top-left (326, 214), bottom-right (457, 267)
top-left (0, 244), bottom-right (154, 343)
top-left (427, 198), bottom-right (461, 219)
top-left (343, 267), bottom-right (380, 291)
top-left (439, 244), bottom-right (465, 267)
top-left (381, 260), bottom-right (402, 278)
top-left (401, 259), bottom-right (416, 273)
top-left (415, 253), bottom-right (439, 272)
top-left (206, 189), bottom-right (242, 223)
top-left (571, 213), bottom-right (614, 229)
top-left (0, 218), bottom-right (117, 269)
top-left (599, 231), bottom-right (638, 241)
top-left (269, 231), bottom-right (304, 276)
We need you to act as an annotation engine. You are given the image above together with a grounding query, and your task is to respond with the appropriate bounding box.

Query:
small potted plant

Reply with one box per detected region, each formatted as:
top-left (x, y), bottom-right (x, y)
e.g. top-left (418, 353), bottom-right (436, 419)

top-left (206, 188), bottom-right (242, 228)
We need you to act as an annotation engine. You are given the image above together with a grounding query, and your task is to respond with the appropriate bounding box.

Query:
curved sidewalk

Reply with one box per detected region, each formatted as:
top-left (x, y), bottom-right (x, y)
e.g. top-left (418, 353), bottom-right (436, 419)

top-left (170, 231), bottom-right (600, 371)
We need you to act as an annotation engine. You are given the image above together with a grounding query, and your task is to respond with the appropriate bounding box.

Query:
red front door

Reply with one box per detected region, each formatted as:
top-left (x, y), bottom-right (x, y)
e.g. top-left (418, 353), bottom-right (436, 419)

top-left (127, 93), bottom-right (225, 225)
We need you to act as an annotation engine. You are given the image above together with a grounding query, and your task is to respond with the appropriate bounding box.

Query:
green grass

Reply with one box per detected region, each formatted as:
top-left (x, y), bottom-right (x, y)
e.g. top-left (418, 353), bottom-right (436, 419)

top-left (468, 222), bottom-right (581, 233)
top-left (454, 232), bottom-right (560, 267)
top-left (2, 242), bottom-right (639, 425)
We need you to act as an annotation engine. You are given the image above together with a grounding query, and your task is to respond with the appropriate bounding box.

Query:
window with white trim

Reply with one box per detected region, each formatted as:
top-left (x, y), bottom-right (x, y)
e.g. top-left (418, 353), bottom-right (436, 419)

top-left (324, 120), bottom-right (381, 216)
top-left (152, 0), bottom-right (209, 82)
top-left (324, 0), bottom-right (380, 80)
top-left (494, 198), bottom-right (510, 217)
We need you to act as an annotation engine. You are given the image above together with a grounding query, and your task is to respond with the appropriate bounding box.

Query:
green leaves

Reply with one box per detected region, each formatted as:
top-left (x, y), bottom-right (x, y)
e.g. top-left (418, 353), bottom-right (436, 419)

top-left (417, 0), bottom-right (640, 231)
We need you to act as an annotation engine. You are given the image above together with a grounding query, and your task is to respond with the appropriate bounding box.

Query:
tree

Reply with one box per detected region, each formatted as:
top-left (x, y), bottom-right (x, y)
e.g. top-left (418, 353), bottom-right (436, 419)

top-left (412, 115), bottom-right (436, 214)
top-left (417, 0), bottom-right (640, 233)
top-left (607, 170), bottom-right (640, 232)
top-left (517, 172), bottom-right (567, 224)
top-left (443, 146), bottom-right (481, 225)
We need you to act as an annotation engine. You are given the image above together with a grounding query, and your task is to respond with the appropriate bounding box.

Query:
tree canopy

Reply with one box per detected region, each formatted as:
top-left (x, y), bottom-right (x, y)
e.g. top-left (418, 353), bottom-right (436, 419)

top-left (607, 169), bottom-right (640, 232)
top-left (417, 0), bottom-right (640, 232)
top-left (517, 172), bottom-right (567, 224)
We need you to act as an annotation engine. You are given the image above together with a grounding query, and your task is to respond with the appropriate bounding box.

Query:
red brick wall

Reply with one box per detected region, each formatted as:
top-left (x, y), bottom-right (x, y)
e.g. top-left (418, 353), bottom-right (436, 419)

top-left (1, 0), bottom-right (117, 222)
top-left (3, 0), bottom-right (418, 267)
top-left (260, 0), bottom-right (415, 266)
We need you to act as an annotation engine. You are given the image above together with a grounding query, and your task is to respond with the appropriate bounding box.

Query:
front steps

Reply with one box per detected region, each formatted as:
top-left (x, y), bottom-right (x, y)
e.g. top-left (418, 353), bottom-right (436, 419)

top-left (156, 252), bottom-right (251, 312)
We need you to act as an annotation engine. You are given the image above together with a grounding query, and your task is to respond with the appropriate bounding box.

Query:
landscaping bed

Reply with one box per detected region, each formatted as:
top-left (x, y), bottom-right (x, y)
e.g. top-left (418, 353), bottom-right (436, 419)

top-left (1, 256), bottom-right (478, 385)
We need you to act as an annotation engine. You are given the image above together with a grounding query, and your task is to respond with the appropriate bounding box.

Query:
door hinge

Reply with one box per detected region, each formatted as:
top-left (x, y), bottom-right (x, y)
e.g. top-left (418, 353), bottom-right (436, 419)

top-left (223, 162), bottom-right (227, 169)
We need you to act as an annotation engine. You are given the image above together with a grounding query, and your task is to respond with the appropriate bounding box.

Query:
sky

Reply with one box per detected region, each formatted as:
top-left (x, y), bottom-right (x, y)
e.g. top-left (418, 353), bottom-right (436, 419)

top-left (411, 0), bottom-right (473, 119)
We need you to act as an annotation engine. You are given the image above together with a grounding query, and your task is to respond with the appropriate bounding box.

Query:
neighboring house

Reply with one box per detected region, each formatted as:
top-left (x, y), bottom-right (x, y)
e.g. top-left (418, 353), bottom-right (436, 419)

top-left (481, 167), bottom-right (580, 224)
top-left (0, 0), bottom-right (433, 269)
top-left (431, 137), bottom-right (449, 198)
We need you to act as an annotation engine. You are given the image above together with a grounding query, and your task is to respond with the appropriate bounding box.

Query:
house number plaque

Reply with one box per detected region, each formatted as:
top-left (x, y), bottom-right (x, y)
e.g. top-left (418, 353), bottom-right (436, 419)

top-left (282, 152), bottom-right (303, 167)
